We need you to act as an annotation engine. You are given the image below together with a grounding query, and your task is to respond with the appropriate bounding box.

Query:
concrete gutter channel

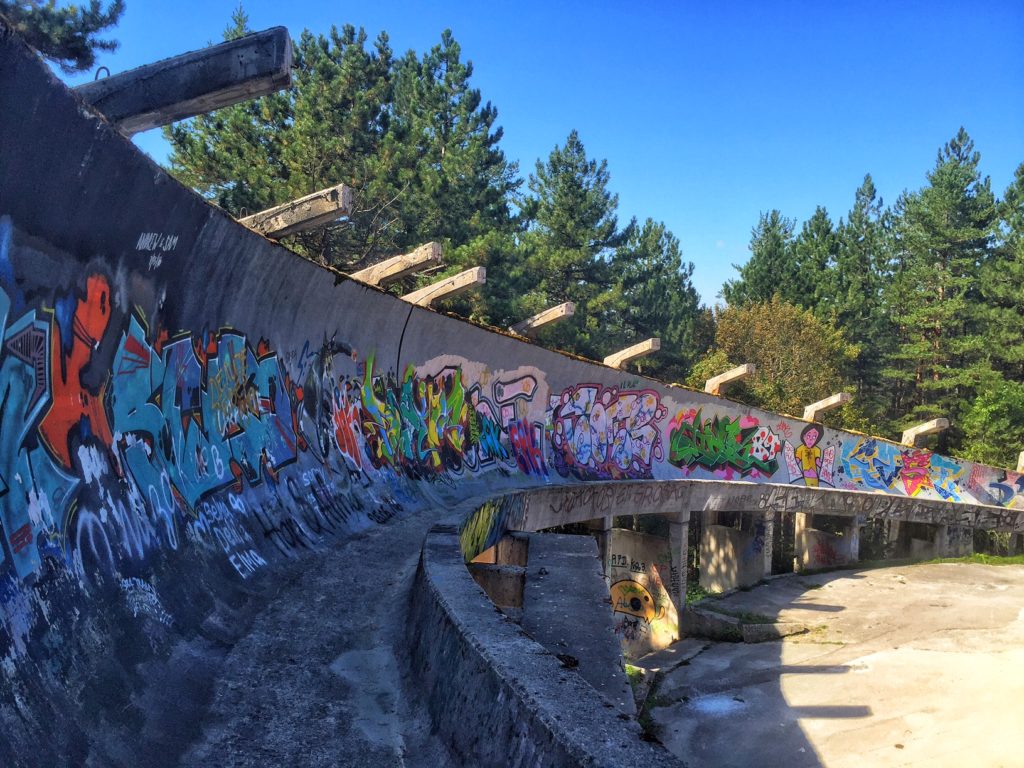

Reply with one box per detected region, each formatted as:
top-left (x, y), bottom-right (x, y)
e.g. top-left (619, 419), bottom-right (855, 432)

top-left (408, 522), bottom-right (682, 767)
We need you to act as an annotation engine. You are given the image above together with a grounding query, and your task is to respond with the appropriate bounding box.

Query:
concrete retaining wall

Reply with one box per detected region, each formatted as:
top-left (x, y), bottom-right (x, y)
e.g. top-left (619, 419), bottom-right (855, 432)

top-left (408, 523), bottom-right (680, 767)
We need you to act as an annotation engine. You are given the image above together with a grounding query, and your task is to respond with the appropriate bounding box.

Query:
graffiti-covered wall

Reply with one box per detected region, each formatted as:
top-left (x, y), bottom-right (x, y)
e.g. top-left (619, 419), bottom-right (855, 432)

top-left (0, 24), bottom-right (1023, 766)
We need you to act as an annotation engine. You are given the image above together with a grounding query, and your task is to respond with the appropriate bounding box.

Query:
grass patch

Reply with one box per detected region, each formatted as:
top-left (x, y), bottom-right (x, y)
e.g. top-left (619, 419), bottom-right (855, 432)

top-left (625, 664), bottom-right (645, 693)
top-left (686, 582), bottom-right (714, 603)
top-left (921, 553), bottom-right (1024, 566)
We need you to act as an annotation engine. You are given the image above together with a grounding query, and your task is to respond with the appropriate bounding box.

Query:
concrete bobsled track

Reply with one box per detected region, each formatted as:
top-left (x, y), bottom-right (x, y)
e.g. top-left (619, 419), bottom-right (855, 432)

top-left (1, 21), bottom-right (1024, 767)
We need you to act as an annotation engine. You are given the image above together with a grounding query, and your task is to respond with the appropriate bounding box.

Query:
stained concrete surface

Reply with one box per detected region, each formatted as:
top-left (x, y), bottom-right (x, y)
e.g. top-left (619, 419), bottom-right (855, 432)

top-left (177, 510), bottom-right (454, 767)
top-left (521, 533), bottom-right (636, 715)
top-left (650, 563), bottom-right (1024, 767)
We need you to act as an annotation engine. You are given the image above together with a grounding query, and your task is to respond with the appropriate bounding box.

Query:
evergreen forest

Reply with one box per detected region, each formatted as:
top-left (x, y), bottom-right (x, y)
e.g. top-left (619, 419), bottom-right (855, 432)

top-left (164, 12), bottom-right (1024, 469)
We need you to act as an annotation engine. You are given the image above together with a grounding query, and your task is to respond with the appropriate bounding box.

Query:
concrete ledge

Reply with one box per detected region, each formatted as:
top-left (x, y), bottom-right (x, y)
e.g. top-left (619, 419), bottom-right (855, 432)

top-left (680, 606), bottom-right (808, 644)
top-left (408, 523), bottom-right (681, 767)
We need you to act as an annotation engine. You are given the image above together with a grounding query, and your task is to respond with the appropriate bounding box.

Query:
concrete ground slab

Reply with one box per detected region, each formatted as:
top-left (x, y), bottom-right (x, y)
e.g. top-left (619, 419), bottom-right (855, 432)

top-left (651, 563), bottom-right (1024, 767)
top-left (522, 533), bottom-right (636, 715)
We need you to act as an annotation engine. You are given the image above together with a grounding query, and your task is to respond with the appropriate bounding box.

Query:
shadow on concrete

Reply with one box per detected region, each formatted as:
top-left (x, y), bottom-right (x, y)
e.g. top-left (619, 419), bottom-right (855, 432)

top-left (643, 568), bottom-right (882, 768)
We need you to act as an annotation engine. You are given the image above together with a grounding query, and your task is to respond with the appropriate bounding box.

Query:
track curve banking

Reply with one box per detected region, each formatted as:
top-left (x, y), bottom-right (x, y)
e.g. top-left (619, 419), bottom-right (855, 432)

top-left (1, 23), bottom-right (1022, 766)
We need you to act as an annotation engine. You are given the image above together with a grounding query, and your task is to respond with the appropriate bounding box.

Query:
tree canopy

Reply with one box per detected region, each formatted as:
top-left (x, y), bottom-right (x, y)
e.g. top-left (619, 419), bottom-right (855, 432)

top-left (2, 0), bottom-right (124, 73)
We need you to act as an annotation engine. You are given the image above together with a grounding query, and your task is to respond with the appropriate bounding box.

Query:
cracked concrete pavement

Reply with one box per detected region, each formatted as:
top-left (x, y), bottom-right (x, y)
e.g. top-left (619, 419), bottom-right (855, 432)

top-left (648, 563), bottom-right (1024, 768)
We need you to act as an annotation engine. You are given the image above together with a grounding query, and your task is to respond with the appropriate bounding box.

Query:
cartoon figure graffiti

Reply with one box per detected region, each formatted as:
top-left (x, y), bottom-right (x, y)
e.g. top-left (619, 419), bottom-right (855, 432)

top-left (610, 579), bottom-right (665, 625)
top-left (795, 424), bottom-right (822, 486)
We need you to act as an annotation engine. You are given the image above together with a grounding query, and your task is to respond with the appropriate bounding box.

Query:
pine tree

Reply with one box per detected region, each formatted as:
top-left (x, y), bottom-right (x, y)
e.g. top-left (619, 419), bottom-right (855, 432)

top-left (791, 206), bottom-right (837, 312)
top-left (390, 30), bottom-right (518, 250)
top-left (166, 20), bottom-right (397, 265)
top-left (2, 0), bottom-right (124, 73)
top-left (721, 210), bottom-right (797, 306)
top-left (829, 175), bottom-right (895, 426)
top-left (609, 219), bottom-right (703, 381)
top-left (884, 128), bottom-right (998, 448)
top-left (515, 130), bottom-right (632, 359)
top-left (980, 162), bottom-right (1024, 380)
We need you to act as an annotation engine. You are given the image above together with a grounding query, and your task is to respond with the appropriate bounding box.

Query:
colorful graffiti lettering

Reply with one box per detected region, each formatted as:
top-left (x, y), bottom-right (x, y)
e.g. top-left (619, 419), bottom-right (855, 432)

top-left (841, 438), bottom-right (902, 491)
top-left (359, 355), bottom-right (475, 476)
top-left (841, 438), bottom-right (967, 501)
top-left (110, 317), bottom-right (302, 510)
top-left (0, 283), bottom-right (84, 580)
top-left (459, 494), bottom-right (526, 561)
top-left (549, 384), bottom-right (663, 480)
top-left (668, 409), bottom-right (780, 477)
top-left (39, 275), bottom-right (115, 469)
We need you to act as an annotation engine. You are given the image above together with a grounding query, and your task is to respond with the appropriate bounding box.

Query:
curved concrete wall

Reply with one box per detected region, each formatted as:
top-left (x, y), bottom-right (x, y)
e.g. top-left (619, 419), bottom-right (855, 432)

top-left (0, 24), bottom-right (1022, 765)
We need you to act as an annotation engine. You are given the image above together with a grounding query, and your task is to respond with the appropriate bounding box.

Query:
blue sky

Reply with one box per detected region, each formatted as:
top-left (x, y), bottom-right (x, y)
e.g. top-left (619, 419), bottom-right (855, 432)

top-left (60, 1), bottom-right (1024, 304)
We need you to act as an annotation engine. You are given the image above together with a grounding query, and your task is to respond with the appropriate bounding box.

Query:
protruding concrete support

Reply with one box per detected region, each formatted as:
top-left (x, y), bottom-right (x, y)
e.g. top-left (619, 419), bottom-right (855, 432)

top-left (604, 338), bottom-right (660, 369)
top-left (510, 302), bottom-right (575, 337)
top-left (901, 418), bottom-right (949, 447)
top-left (74, 28), bottom-right (292, 136)
top-left (240, 184), bottom-right (354, 239)
top-left (803, 392), bottom-right (851, 422)
top-left (1018, 451), bottom-right (1024, 473)
top-left (402, 267), bottom-right (486, 307)
top-left (668, 510), bottom-right (691, 632)
top-left (349, 242), bottom-right (443, 286)
top-left (704, 363), bottom-right (755, 396)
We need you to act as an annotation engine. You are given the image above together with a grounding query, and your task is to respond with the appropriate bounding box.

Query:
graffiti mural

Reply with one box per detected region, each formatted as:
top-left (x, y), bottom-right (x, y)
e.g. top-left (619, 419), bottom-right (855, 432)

top-left (110, 317), bottom-right (303, 511)
top-left (841, 438), bottom-right (967, 501)
top-left (549, 384), bottom-right (664, 480)
top-left (359, 354), bottom-right (481, 477)
top-left (0, 284), bottom-right (79, 580)
top-left (668, 409), bottom-right (780, 477)
top-left (783, 423), bottom-right (837, 487)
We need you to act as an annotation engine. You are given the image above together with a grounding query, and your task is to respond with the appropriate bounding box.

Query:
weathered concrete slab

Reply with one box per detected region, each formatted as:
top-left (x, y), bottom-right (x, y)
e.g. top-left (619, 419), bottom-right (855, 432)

top-left (239, 183), bottom-right (354, 238)
top-left (522, 533), bottom-right (636, 715)
top-left (652, 564), bottom-right (1024, 767)
top-left (74, 28), bottom-right (292, 135)
top-left (700, 524), bottom-right (765, 592)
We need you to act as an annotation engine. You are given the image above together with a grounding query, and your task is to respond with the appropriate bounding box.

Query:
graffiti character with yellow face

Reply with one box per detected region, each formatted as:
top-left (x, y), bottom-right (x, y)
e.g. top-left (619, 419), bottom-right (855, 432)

top-left (795, 423), bottom-right (822, 487)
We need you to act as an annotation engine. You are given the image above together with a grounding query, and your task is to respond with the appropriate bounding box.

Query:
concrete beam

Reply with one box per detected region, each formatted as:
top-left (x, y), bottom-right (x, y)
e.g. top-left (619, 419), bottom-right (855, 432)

top-left (74, 28), bottom-right (292, 136)
top-left (803, 392), bottom-right (851, 422)
top-left (509, 302), bottom-right (575, 337)
top-left (604, 338), bottom-right (660, 369)
top-left (402, 267), bottom-right (486, 307)
top-left (704, 363), bottom-right (755, 396)
top-left (239, 184), bottom-right (353, 239)
top-left (349, 242), bottom-right (443, 286)
top-left (901, 418), bottom-right (949, 447)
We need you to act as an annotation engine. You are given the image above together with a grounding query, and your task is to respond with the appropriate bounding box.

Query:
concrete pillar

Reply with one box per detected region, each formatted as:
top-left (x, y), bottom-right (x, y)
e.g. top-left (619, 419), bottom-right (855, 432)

top-left (887, 520), bottom-right (903, 558)
top-left (668, 510), bottom-right (690, 628)
top-left (933, 524), bottom-right (949, 558)
top-left (847, 517), bottom-right (862, 563)
top-left (793, 511), bottom-right (811, 572)
top-left (599, 515), bottom-right (613, 586)
top-left (760, 510), bottom-right (775, 577)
